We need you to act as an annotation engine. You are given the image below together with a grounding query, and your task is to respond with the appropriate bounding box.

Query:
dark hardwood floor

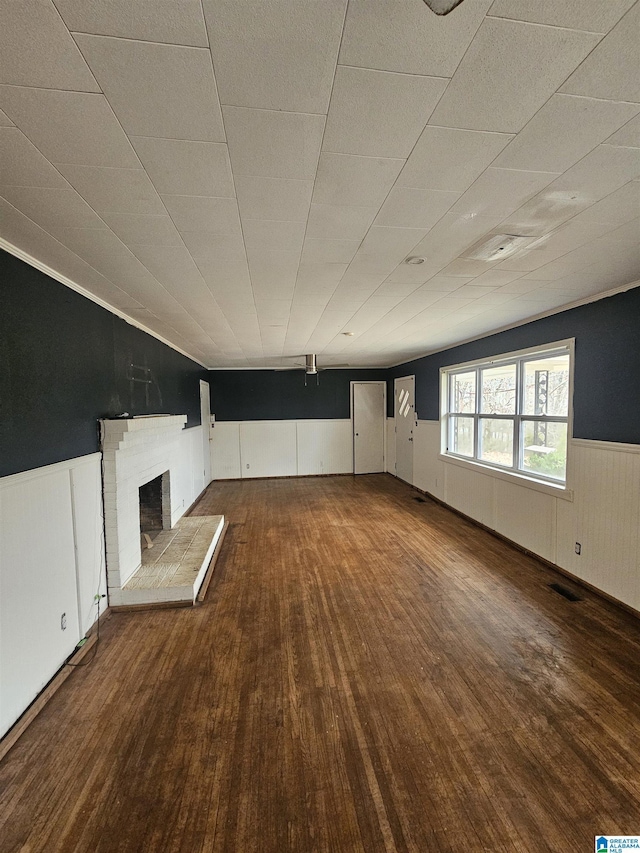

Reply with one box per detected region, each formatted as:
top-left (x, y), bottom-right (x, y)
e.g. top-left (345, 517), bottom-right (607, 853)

top-left (1, 473), bottom-right (640, 852)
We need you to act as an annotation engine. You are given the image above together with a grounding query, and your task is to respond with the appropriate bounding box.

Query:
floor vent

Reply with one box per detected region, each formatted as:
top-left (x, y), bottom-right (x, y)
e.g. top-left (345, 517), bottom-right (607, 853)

top-left (413, 496), bottom-right (426, 503)
top-left (549, 582), bottom-right (583, 602)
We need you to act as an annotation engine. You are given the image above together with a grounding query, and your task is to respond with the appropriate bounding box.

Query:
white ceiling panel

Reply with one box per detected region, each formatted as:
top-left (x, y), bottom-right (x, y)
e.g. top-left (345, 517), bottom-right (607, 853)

top-left (547, 145), bottom-right (640, 202)
top-left (323, 67), bottom-right (447, 158)
top-left (99, 213), bottom-right (182, 247)
top-left (0, 0), bottom-right (99, 91)
top-left (494, 95), bottom-right (640, 173)
top-left (498, 190), bottom-right (595, 237)
top-left (398, 126), bottom-right (513, 192)
top-left (439, 258), bottom-right (494, 277)
top-left (179, 232), bottom-right (247, 262)
top-left (487, 0), bottom-right (636, 32)
top-left (339, 0), bottom-right (491, 77)
top-left (450, 167), bottom-right (560, 220)
top-left (235, 176), bottom-right (313, 222)
top-left (55, 0), bottom-right (208, 46)
top-left (429, 18), bottom-right (601, 133)
top-left (247, 250), bottom-right (300, 300)
top-left (0, 128), bottom-right (68, 188)
top-left (306, 204), bottom-right (377, 241)
top-left (560, 3), bottom-right (640, 103)
top-left (295, 261), bottom-right (349, 290)
top-left (57, 164), bottom-right (165, 215)
top-left (606, 115), bottom-right (640, 149)
top-left (194, 258), bottom-right (253, 294)
top-left (160, 195), bottom-right (241, 235)
top-left (0, 185), bottom-right (107, 230)
top-left (74, 35), bottom-right (224, 142)
top-left (130, 137), bottom-right (234, 197)
top-left (0, 109), bottom-right (14, 126)
top-left (129, 243), bottom-right (211, 294)
top-left (301, 238), bottom-right (361, 265)
top-left (0, 87), bottom-right (139, 168)
top-left (567, 182), bottom-right (640, 226)
top-left (375, 187), bottom-right (460, 229)
top-left (223, 107), bottom-right (324, 180)
top-left (358, 226), bottom-right (426, 261)
top-left (203, 0), bottom-right (346, 113)
top-left (243, 220), bottom-right (307, 254)
top-left (313, 153), bottom-right (404, 207)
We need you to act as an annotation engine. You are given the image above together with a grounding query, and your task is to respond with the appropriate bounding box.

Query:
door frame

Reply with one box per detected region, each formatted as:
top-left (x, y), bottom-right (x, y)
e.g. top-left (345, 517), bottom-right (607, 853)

top-left (394, 375), bottom-right (415, 482)
top-left (199, 379), bottom-right (212, 487)
top-left (350, 381), bottom-right (387, 474)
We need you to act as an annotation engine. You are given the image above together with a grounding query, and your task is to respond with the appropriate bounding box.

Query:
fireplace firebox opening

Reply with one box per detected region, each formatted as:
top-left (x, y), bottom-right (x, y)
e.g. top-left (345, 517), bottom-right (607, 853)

top-left (139, 471), bottom-right (171, 548)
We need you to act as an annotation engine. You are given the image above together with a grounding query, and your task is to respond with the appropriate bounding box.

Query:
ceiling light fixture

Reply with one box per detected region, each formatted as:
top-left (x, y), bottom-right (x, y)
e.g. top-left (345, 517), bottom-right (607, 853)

top-left (464, 234), bottom-right (537, 262)
top-left (342, 331), bottom-right (355, 336)
top-left (405, 256), bottom-right (426, 265)
top-left (422, 0), bottom-right (466, 15)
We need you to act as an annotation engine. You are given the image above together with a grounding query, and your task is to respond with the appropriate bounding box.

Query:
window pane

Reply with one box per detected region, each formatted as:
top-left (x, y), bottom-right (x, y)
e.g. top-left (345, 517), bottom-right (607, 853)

top-left (451, 371), bottom-right (475, 413)
top-left (480, 363), bottom-right (516, 414)
top-left (523, 354), bottom-right (569, 416)
top-left (450, 416), bottom-right (474, 456)
top-left (479, 418), bottom-right (514, 467)
top-left (521, 421), bottom-right (567, 481)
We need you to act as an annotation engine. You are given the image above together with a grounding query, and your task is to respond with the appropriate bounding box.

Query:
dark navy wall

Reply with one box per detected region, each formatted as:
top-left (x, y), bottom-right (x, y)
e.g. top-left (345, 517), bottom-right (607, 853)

top-left (387, 286), bottom-right (640, 445)
top-left (208, 368), bottom-right (387, 421)
top-left (0, 251), bottom-right (207, 477)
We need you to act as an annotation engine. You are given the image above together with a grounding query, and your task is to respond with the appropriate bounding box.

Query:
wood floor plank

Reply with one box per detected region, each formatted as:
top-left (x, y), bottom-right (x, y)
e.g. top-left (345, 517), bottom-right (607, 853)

top-left (1, 473), bottom-right (640, 852)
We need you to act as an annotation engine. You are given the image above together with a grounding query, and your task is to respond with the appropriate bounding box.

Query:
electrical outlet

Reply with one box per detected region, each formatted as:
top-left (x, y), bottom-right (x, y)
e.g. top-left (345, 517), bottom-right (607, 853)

top-left (246, 463), bottom-right (250, 469)
top-left (575, 542), bottom-right (582, 555)
top-left (60, 612), bottom-right (67, 631)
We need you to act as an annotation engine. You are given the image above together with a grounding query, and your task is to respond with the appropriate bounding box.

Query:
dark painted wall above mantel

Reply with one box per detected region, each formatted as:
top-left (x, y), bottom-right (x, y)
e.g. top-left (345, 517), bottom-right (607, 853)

top-left (1, 250), bottom-right (207, 477)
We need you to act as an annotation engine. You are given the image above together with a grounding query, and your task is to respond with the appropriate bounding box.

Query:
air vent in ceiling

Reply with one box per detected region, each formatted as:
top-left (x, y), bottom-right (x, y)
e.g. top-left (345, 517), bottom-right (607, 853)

top-left (464, 233), bottom-right (536, 262)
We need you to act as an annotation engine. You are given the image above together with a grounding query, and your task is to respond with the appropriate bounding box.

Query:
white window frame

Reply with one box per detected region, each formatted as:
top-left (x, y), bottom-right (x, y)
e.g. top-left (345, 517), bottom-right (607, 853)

top-left (439, 339), bottom-right (575, 497)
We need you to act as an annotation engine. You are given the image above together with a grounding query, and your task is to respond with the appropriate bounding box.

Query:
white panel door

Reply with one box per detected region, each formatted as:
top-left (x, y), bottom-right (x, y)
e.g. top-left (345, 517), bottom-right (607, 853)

top-left (353, 382), bottom-right (385, 474)
top-left (199, 380), bottom-right (211, 487)
top-left (395, 376), bottom-right (415, 484)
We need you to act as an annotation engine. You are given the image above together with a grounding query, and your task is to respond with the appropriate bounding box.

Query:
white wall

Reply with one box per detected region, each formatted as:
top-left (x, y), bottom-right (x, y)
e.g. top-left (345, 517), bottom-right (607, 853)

top-left (0, 424), bottom-right (207, 739)
top-left (402, 420), bottom-right (640, 612)
top-left (210, 419), bottom-right (354, 480)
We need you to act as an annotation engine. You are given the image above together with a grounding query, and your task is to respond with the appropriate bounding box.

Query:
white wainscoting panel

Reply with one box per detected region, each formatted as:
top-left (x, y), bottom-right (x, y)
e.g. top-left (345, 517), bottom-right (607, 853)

top-left (296, 420), bottom-right (352, 476)
top-left (386, 418), bottom-right (396, 475)
top-left (240, 421), bottom-right (297, 479)
top-left (413, 421), bottom-right (444, 501)
top-left (0, 462), bottom-right (82, 737)
top-left (493, 478), bottom-right (557, 565)
top-left (69, 455), bottom-right (106, 637)
top-left (557, 440), bottom-right (640, 611)
top-left (444, 463), bottom-right (495, 529)
top-left (211, 421), bottom-right (241, 480)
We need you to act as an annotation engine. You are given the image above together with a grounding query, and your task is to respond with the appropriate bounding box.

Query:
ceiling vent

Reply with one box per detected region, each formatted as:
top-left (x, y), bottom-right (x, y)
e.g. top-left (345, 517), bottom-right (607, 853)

top-left (422, 0), bottom-right (466, 14)
top-left (463, 233), bottom-right (537, 262)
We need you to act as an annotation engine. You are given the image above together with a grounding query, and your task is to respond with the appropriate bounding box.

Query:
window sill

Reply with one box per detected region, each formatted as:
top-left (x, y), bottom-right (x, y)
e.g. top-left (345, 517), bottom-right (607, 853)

top-left (438, 453), bottom-right (574, 501)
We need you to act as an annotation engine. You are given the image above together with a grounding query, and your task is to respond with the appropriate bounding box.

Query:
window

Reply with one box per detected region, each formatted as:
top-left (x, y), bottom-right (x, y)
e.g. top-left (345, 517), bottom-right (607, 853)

top-left (441, 343), bottom-right (572, 486)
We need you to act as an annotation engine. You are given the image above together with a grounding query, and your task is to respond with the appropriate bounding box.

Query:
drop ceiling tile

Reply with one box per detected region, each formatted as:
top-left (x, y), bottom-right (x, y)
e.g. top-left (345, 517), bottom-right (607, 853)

top-left (605, 114), bottom-right (640, 149)
top-left (74, 35), bottom-right (224, 142)
top-left (0, 0), bottom-right (99, 91)
top-left (498, 190), bottom-right (594, 236)
top-left (487, 0), bottom-right (636, 32)
top-left (301, 238), bottom-right (361, 264)
top-left (160, 195), bottom-right (241, 235)
top-left (439, 258), bottom-right (493, 277)
top-left (451, 167), bottom-right (560, 219)
top-left (495, 94), bottom-right (640, 174)
top-left (57, 164), bottom-right (165, 214)
top-left (296, 262), bottom-right (349, 288)
top-left (129, 243), bottom-right (208, 294)
top-left (375, 187), bottom-right (459, 228)
top-left (470, 269), bottom-right (526, 287)
top-left (306, 204), bottom-right (377, 241)
top-left (398, 126), bottom-right (513, 192)
top-left (568, 182), bottom-right (640, 226)
top-left (358, 226), bottom-right (425, 262)
top-left (223, 107), bottom-right (324, 180)
top-left (235, 176), bottom-right (313, 222)
top-left (313, 153), bottom-right (404, 207)
top-left (429, 18), bottom-right (601, 133)
top-left (195, 258), bottom-right (253, 294)
top-left (0, 87), bottom-right (139, 168)
top-left (0, 184), bottom-right (107, 230)
top-left (180, 231), bottom-right (246, 261)
top-left (130, 137), bottom-right (234, 197)
top-left (55, 0), bottom-right (208, 46)
top-left (339, 0), bottom-right (491, 77)
top-left (243, 219), bottom-right (307, 253)
top-left (100, 212), bottom-right (182, 247)
top-left (203, 0), bottom-right (346, 113)
top-left (0, 109), bottom-right (14, 126)
top-left (547, 145), bottom-right (640, 201)
top-left (0, 128), bottom-right (67, 188)
top-left (323, 67), bottom-right (447, 158)
top-left (418, 276), bottom-right (474, 292)
top-left (560, 3), bottom-right (640, 103)
top-left (247, 250), bottom-right (300, 299)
